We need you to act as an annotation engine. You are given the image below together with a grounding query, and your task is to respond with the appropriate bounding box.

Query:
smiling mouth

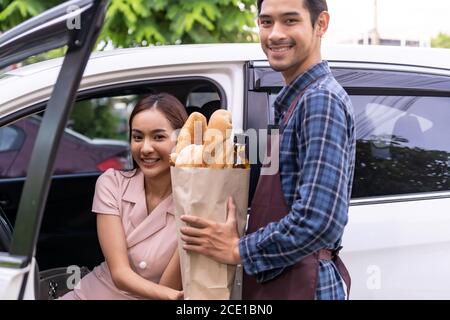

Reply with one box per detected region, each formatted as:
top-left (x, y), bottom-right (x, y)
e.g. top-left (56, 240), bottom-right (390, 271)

top-left (141, 158), bottom-right (160, 165)
top-left (269, 45), bottom-right (294, 53)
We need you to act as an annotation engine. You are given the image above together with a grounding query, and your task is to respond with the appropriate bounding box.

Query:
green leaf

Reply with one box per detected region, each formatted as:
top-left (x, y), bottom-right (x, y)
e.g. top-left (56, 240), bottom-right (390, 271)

top-left (0, 2), bottom-right (18, 21)
top-left (1, 0), bottom-right (258, 48)
top-left (431, 32), bottom-right (450, 49)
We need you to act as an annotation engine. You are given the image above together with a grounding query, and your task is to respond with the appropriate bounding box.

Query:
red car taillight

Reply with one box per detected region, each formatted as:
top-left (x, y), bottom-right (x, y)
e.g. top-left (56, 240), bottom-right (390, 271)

top-left (96, 157), bottom-right (126, 171)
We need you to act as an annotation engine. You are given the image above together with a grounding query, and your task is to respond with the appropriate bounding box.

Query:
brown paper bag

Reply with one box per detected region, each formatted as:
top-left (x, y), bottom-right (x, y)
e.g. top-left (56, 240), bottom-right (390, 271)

top-left (170, 167), bottom-right (250, 300)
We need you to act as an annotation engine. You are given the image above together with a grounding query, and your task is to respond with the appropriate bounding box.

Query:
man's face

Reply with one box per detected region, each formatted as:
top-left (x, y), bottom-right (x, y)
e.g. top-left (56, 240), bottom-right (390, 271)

top-left (258, 0), bottom-right (322, 83)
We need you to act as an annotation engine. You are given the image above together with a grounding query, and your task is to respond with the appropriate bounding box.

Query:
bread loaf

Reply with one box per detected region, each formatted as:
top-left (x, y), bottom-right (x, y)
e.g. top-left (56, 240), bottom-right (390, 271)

top-left (205, 109), bottom-right (232, 140)
top-left (175, 144), bottom-right (204, 167)
top-left (202, 110), bottom-right (233, 168)
top-left (172, 109), bottom-right (234, 168)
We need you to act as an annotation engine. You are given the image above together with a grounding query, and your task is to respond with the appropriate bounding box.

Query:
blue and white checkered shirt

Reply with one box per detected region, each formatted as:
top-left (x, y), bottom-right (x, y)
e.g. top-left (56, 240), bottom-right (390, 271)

top-left (239, 61), bottom-right (355, 299)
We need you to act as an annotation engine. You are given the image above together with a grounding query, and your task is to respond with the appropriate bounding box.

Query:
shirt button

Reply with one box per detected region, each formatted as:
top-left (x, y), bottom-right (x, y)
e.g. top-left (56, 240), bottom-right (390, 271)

top-left (139, 261), bottom-right (147, 269)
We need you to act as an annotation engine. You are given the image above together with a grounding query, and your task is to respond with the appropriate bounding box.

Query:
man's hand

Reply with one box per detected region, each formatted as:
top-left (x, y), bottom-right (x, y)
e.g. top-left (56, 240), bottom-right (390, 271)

top-left (180, 196), bottom-right (241, 265)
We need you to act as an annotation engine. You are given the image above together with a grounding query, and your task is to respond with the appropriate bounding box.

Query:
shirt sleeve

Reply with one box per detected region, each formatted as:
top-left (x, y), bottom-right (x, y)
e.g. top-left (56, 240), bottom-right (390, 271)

top-left (239, 89), bottom-right (352, 283)
top-left (92, 168), bottom-right (121, 216)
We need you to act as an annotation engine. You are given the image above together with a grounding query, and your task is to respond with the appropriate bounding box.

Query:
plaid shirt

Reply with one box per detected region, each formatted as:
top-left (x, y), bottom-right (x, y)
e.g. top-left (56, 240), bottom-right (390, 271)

top-left (239, 61), bottom-right (355, 300)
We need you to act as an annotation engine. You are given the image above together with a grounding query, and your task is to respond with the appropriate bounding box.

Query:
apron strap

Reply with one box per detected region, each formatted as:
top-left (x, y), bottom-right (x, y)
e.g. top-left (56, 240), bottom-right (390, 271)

top-left (282, 93), bottom-right (302, 126)
top-left (280, 74), bottom-right (329, 132)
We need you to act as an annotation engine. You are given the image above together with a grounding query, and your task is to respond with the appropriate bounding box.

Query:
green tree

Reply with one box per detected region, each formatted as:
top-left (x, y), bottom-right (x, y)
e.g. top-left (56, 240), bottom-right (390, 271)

top-left (70, 99), bottom-right (121, 139)
top-left (431, 32), bottom-right (450, 49)
top-left (0, 0), bottom-right (58, 30)
top-left (0, 0), bottom-right (258, 48)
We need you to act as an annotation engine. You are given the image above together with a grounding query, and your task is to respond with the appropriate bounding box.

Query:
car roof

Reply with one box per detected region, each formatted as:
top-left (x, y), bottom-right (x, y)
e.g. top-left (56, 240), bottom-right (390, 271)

top-left (1, 43), bottom-right (450, 117)
top-left (4, 43), bottom-right (450, 76)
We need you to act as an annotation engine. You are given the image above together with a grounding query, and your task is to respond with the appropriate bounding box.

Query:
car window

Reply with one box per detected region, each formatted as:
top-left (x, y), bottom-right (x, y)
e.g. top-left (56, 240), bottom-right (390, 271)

top-left (186, 91), bottom-right (220, 107)
top-left (0, 126), bottom-right (24, 152)
top-left (352, 95), bottom-right (450, 198)
top-left (69, 95), bottom-right (139, 142)
top-left (0, 77), bottom-right (226, 179)
top-left (0, 95), bottom-right (135, 179)
top-left (185, 84), bottom-right (222, 120)
top-left (264, 92), bottom-right (450, 199)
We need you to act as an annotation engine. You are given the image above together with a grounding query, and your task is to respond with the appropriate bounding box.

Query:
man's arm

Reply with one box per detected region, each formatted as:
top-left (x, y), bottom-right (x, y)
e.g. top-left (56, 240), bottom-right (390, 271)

top-left (239, 89), bottom-right (353, 282)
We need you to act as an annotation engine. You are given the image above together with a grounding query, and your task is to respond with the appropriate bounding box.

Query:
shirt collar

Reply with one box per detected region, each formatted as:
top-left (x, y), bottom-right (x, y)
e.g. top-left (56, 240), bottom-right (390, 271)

top-left (122, 169), bottom-right (175, 216)
top-left (274, 60), bottom-right (332, 117)
top-left (122, 169), bottom-right (144, 203)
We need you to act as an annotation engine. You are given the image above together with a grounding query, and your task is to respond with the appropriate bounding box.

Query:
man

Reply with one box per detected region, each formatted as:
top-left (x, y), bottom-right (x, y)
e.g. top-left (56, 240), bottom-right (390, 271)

top-left (180, 0), bottom-right (355, 300)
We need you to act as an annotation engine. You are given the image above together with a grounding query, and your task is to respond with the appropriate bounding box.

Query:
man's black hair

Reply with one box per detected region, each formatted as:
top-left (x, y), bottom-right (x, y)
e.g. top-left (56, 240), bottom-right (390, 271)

top-left (257, 0), bottom-right (328, 28)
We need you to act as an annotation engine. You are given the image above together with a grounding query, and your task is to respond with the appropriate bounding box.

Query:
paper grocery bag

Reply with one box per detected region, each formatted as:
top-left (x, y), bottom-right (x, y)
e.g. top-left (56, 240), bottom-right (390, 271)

top-left (170, 167), bottom-right (250, 300)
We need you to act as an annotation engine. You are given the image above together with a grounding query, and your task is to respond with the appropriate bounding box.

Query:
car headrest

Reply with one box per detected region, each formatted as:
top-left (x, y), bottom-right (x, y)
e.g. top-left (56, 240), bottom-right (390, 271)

top-left (185, 106), bottom-right (202, 115)
top-left (201, 100), bottom-right (221, 120)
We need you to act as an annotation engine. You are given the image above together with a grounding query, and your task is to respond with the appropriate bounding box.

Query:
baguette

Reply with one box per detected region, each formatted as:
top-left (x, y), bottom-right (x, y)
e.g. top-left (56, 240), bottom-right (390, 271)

top-left (205, 109), bottom-right (232, 141)
top-left (175, 144), bottom-right (204, 167)
top-left (202, 110), bottom-right (233, 168)
top-left (175, 112), bottom-right (207, 154)
top-left (173, 109), bottom-right (234, 168)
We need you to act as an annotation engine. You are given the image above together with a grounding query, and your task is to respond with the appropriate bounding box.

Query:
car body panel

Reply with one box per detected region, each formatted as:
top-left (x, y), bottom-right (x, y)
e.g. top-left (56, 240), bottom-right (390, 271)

top-left (343, 196), bottom-right (450, 299)
top-left (3, 44), bottom-right (450, 118)
top-left (0, 259), bottom-right (32, 299)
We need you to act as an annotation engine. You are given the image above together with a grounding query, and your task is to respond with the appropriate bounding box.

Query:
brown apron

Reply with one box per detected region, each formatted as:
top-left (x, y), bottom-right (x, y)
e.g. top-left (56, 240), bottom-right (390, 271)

top-left (242, 82), bottom-right (351, 300)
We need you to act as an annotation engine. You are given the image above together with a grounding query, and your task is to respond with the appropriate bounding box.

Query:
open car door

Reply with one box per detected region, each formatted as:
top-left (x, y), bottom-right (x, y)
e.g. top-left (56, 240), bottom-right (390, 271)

top-left (0, 0), bottom-right (108, 299)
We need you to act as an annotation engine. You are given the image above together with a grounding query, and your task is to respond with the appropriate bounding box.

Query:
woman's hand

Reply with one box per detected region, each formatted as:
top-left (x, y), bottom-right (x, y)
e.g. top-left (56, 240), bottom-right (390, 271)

top-left (163, 287), bottom-right (184, 300)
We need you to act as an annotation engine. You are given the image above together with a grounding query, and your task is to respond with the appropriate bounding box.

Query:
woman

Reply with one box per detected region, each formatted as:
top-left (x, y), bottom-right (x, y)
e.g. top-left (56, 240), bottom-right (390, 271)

top-left (60, 93), bottom-right (187, 300)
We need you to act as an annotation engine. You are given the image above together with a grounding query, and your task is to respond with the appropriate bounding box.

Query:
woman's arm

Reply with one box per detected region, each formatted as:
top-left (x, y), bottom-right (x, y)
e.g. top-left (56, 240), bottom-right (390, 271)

top-left (159, 249), bottom-right (182, 290)
top-left (97, 213), bottom-right (183, 300)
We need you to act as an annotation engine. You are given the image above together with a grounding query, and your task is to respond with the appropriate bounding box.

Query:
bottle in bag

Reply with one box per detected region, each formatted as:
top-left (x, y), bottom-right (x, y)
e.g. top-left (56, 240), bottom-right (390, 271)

top-left (233, 134), bottom-right (249, 169)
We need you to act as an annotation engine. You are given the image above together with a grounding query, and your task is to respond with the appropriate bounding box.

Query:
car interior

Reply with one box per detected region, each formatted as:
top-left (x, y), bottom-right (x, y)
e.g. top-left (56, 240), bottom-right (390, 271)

top-left (0, 78), bottom-right (225, 299)
top-left (0, 206), bottom-right (12, 252)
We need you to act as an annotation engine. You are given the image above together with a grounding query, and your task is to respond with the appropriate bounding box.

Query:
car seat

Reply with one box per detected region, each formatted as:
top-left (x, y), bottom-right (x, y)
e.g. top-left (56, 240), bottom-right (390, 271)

top-left (185, 106), bottom-right (202, 116)
top-left (201, 100), bottom-right (221, 121)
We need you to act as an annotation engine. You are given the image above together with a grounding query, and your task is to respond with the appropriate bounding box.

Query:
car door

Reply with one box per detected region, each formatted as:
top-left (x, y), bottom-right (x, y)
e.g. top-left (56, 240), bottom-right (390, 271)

top-left (0, 0), bottom-right (108, 299)
top-left (332, 66), bottom-right (450, 299)
top-left (245, 61), bottom-right (450, 299)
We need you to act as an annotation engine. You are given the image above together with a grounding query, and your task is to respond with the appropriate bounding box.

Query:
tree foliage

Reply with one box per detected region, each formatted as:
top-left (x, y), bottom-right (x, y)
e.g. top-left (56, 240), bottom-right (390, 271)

top-left (0, 0), bottom-right (258, 48)
top-left (70, 100), bottom-right (121, 140)
top-left (431, 32), bottom-right (450, 49)
top-left (0, 0), bottom-right (257, 143)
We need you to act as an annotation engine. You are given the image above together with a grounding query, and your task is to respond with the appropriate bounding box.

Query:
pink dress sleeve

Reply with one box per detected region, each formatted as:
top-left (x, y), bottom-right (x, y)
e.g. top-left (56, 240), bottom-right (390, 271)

top-left (92, 168), bottom-right (121, 216)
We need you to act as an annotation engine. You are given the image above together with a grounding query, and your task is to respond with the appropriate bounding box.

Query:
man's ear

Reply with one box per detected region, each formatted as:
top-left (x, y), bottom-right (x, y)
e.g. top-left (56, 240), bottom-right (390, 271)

top-left (315, 11), bottom-right (330, 37)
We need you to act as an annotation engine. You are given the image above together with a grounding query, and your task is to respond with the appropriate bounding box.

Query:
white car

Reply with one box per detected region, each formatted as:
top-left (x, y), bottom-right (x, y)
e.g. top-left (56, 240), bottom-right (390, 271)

top-left (1, 0), bottom-right (450, 300)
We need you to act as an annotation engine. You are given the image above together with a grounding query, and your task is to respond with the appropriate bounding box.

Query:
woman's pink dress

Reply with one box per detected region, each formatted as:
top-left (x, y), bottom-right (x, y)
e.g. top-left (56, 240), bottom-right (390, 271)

top-left (59, 168), bottom-right (177, 300)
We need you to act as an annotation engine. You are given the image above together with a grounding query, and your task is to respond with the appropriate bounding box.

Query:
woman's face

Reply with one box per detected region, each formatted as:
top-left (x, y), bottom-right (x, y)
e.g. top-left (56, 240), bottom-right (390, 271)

top-left (130, 108), bottom-right (176, 179)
